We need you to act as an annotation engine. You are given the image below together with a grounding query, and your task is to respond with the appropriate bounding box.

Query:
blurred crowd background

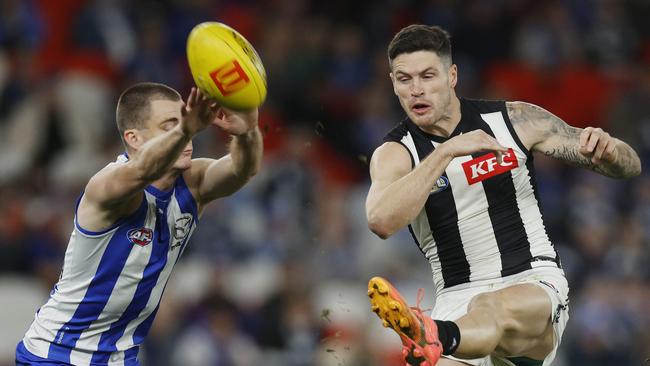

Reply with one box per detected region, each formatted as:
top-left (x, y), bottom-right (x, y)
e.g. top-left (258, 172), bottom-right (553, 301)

top-left (0, 0), bottom-right (649, 365)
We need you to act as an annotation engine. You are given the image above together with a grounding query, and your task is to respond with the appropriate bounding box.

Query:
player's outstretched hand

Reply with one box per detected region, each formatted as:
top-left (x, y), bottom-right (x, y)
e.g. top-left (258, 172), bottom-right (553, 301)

top-left (579, 127), bottom-right (618, 164)
top-left (440, 130), bottom-right (509, 163)
top-left (211, 107), bottom-right (258, 136)
top-left (181, 87), bottom-right (218, 136)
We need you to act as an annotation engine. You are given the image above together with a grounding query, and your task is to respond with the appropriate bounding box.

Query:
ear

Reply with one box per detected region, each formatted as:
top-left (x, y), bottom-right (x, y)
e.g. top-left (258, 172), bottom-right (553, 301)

top-left (123, 129), bottom-right (143, 151)
top-left (449, 64), bottom-right (458, 88)
top-left (389, 72), bottom-right (398, 96)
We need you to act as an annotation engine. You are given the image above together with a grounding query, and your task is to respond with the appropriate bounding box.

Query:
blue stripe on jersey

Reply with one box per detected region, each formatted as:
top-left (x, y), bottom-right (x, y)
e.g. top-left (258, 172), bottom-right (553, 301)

top-left (130, 221), bottom-right (193, 347)
top-left (131, 178), bottom-right (198, 346)
top-left (90, 197), bottom-right (172, 364)
top-left (175, 175), bottom-right (198, 218)
top-left (124, 347), bottom-right (140, 366)
top-left (47, 198), bottom-right (149, 363)
top-left (132, 304), bottom-right (159, 346)
top-left (144, 183), bottom-right (173, 200)
top-left (174, 176), bottom-right (197, 254)
top-left (132, 215), bottom-right (194, 347)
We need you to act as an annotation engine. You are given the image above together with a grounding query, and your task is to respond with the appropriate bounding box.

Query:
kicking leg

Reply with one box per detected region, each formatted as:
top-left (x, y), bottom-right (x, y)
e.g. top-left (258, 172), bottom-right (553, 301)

top-left (452, 283), bottom-right (554, 361)
top-left (437, 358), bottom-right (472, 366)
top-left (368, 278), bottom-right (555, 365)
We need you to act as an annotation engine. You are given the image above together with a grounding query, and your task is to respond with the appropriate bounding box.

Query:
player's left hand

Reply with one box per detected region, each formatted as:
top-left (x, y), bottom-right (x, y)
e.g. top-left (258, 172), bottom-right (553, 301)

top-left (210, 106), bottom-right (258, 136)
top-left (579, 127), bottom-right (619, 164)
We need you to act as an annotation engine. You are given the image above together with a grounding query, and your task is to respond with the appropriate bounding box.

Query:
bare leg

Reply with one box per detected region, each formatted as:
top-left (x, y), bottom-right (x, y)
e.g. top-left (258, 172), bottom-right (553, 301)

top-left (437, 358), bottom-right (473, 366)
top-left (452, 283), bottom-right (554, 360)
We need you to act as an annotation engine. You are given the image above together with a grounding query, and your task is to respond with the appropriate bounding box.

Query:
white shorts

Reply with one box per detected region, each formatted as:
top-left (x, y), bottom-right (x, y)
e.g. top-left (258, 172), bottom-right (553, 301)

top-left (431, 267), bottom-right (570, 366)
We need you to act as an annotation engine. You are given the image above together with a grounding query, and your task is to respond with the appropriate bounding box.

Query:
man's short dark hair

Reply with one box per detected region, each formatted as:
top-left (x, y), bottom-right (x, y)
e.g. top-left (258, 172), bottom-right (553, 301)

top-left (116, 82), bottom-right (181, 145)
top-left (388, 24), bottom-right (452, 65)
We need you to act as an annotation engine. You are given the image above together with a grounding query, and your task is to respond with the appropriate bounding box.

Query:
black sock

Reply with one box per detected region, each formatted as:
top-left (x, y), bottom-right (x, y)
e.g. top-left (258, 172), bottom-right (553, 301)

top-left (434, 320), bottom-right (461, 355)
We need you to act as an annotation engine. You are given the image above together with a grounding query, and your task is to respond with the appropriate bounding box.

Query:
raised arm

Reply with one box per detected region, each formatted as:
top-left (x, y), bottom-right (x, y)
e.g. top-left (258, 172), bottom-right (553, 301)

top-left (191, 108), bottom-right (263, 210)
top-left (79, 88), bottom-right (216, 231)
top-left (507, 101), bottom-right (641, 178)
top-left (86, 88), bottom-right (213, 204)
top-left (366, 130), bottom-right (507, 239)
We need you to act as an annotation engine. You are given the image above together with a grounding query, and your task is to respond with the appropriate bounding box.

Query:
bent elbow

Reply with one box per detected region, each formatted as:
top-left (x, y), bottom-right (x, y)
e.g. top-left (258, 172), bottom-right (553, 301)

top-left (367, 217), bottom-right (395, 240)
top-left (622, 158), bottom-right (642, 178)
top-left (633, 160), bottom-right (642, 177)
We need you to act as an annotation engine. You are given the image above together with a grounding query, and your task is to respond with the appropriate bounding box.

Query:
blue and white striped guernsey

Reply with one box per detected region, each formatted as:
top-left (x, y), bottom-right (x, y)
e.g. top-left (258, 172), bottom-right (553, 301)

top-left (21, 155), bottom-right (198, 366)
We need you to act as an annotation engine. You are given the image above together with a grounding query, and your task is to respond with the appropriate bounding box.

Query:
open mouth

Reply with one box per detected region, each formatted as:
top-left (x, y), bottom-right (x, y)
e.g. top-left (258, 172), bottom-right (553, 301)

top-left (410, 102), bottom-right (431, 115)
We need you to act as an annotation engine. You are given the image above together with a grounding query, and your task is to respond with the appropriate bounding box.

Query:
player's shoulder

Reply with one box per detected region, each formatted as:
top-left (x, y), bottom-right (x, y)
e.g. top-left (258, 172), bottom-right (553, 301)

top-left (87, 154), bottom-right (129, 182)
top-left (503, 100), bottom-right (554, 126)
top-left (370, 141), bottom-right (413, 178)
top-left (383, 118), bottom-right (411, 144)
top-left (183, 158), bottom-right (211, 188)
top-left (460, 97), bottom-right (507, 114)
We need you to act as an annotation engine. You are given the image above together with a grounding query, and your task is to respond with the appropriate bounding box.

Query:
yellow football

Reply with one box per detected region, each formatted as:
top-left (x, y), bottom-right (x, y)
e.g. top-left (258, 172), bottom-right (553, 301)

top-left (186, 22), bottom-right (267, 110)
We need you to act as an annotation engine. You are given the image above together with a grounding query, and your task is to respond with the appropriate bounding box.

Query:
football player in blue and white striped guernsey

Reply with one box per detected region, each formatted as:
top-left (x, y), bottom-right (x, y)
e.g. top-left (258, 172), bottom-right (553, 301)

top-left (365, 25), bottom-right (641, 366)
top-left (16, 83), bottom-right (263, 366)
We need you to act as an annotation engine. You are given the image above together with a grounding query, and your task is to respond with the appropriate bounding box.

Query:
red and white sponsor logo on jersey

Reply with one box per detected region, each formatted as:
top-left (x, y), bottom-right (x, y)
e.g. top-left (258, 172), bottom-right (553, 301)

top-left (462, 148), bottom-right (519, 185)
top-left (127, 227), bottom-right (153, 247)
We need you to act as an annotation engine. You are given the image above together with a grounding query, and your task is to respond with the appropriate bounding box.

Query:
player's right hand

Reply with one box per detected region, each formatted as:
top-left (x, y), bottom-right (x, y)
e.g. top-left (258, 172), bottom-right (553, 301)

top-left (180, 87), bottom-right (219, 136)
top-left (440, 130), bottom-right (509, 163)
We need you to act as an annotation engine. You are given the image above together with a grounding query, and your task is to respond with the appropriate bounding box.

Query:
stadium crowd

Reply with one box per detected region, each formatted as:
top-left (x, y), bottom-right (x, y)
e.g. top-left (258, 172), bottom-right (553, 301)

top-left (0, 0), bottom-right (648, 365)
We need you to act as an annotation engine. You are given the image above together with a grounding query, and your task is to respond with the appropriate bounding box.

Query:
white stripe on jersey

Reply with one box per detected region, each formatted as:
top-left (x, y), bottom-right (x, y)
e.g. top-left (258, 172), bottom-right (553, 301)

top-left (115, 193), bottom-right (195, 352)
top-left (400, 131), bottom-right (421, 165)
top-left (24, 210), bottom-right (138, 360)
top-left (69, 195), bottom-right (157, 366)
top-left (23, 165), bottom-right (197, 365)
top-left (480, 112), bottom-right (556, 264)
top-left (401, 132), bottom-right (445, 289)
top-left (430, 141), bottom-right (503, 284)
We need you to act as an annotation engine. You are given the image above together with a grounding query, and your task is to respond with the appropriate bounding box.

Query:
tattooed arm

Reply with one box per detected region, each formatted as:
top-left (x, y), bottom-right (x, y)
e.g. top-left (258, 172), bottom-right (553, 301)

top-left (506, 101), bottom-right (641, 178)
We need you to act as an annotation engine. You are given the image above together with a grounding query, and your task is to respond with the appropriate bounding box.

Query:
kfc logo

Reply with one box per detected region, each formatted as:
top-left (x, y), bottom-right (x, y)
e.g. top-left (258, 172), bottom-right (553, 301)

top-left (209, 60), bottom-right (250, 96)
top-left (462, 148), bottom-right (518, 185)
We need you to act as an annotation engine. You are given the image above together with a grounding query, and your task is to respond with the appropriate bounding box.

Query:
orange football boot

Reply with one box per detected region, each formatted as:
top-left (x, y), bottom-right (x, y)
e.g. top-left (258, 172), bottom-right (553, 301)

top-left (367, 277), bottom-right (442, 366)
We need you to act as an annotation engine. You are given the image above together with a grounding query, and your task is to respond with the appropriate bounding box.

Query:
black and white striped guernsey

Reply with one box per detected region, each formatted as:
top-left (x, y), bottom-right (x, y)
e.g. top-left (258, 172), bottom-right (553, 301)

top-left (384, 98), bottom-right (560, 293)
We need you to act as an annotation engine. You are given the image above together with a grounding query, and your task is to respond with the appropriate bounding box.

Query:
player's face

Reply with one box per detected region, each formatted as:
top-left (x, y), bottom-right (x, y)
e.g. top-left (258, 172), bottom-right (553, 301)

top-left (142, 99), bottom-right (193, 171)
top-left (390, 50), bottom-right (457, 131)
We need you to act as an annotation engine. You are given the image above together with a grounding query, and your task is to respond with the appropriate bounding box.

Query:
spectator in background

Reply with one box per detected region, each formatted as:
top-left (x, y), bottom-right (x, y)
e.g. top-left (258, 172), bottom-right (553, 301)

top-left (171, 291), bottom-right (260, 366)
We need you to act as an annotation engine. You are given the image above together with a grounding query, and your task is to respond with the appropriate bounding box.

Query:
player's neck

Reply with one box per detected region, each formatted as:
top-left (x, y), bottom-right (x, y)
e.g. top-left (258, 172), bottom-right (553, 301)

top-left (150, 170), bottom-right (182, 192)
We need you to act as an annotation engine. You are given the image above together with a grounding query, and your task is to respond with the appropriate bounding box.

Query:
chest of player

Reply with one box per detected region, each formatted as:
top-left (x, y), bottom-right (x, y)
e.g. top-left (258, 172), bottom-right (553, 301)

top-left (425, 141), bottom-right (530, 223)
top-left (131, 198), bottom-right (194, 251)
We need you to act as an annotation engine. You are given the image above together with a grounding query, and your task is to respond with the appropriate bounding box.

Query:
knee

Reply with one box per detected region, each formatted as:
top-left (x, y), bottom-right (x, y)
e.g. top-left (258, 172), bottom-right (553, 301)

top-left (468, 292), bottom-right (500, 316)
top-left (468, 292), bottom-right (519, 332)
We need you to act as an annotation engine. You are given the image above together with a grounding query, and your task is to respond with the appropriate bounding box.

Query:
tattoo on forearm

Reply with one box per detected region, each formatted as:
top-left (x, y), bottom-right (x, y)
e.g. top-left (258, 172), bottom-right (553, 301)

top-left (508, 101), bottom-right (641, 178)
top-left (543, 144), bottom-right (638, 178)
top-left (542, 145), bottom-right (603, 173)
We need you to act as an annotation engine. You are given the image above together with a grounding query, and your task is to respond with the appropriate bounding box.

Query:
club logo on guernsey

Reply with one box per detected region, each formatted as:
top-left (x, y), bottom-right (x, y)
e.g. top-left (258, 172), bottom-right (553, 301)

top-left (431, 176), bottom-right (450, 194)
top-left (462, 148), bottom-right (519, 185)
top-left (170, 213), bottom-right (193, 251)
top-left (127, 227), bottom-right (153, 247)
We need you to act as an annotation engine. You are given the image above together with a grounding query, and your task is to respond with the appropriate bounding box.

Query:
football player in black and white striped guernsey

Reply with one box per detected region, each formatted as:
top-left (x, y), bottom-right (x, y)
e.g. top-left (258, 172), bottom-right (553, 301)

top-left (365, 24), bottom-right (641, 366)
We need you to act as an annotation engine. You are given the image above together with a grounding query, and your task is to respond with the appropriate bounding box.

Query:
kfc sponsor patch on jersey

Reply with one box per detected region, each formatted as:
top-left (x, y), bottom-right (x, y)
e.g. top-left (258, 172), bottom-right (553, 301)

top-left (462, 148), bottom-right (518, 185)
